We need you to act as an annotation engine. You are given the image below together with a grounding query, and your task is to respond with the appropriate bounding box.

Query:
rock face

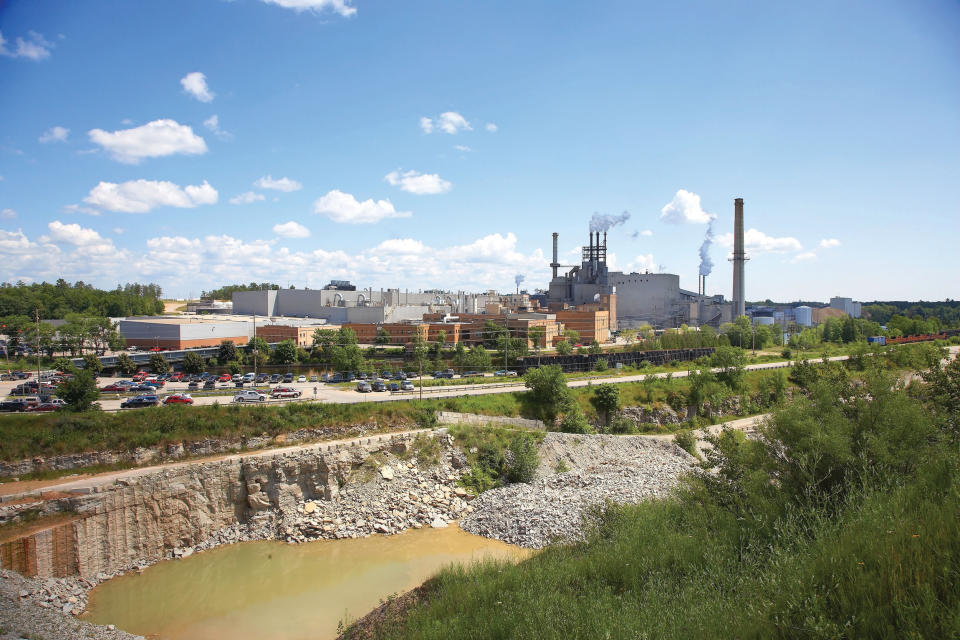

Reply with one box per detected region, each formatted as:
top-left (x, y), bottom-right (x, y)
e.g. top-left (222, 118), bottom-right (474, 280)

top-left (461, 433), bottom-right (697, 548)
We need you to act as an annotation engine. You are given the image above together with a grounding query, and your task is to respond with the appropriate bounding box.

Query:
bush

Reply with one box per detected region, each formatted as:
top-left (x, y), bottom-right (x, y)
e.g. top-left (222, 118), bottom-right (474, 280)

top-left (506, 436), bottom-right (538, 483)
top-left (674, 430), bottom-right (698, 458)
top-left (593, 358), bottom-right (608, 372)
top-left (559, 407), bottom-right (593, 434)
top-left (780, 348), bottom-right (791, 359)
top-left (607, 415), bottom-right (636, 434)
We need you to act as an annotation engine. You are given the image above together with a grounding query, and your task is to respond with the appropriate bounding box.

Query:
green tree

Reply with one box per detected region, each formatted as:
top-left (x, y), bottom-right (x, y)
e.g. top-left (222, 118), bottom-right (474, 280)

top-left (588, 340), bottom-right (602, 355)
top-left (149, 352), bottom-right (169, 374)
top-left (81, 352), bottom-right (103, 377)
top-left (56, 370), bottom-right (99, 412)
top-left (466, 345), bottom-right (492, 371)
top-left (248, 336), bottom-right (270, 369)
top-left (563, 329), bottom-right (580, 345)
top-left (228, 361), bottom-right (243, 375)
top-left (506, 436), bottom-right (539, 483)
top-left (590, 383), bottom-right (621, 427)
top-left (53, 357), bottom-right (77, 374)
top-left (338, 327), bottom-right (359, 346)
top-left (710, 346), bottom-right (746, 390)
top-left (524, 365), bottom-right (572, 423)
top-left (452, 342), bottom-right (467, 370)
top-left (271, 339), bottom-right (299, 365)
top-left (181, 351), bottom-right (204, 374)
top-left (116, 353), bottom-right (138, 376)
top-left (555, 340), bottom-right (572, 356)
top-left (218, 340), bottom-right (237, 364)
top-left (374, 328), bottom-right (391, 345)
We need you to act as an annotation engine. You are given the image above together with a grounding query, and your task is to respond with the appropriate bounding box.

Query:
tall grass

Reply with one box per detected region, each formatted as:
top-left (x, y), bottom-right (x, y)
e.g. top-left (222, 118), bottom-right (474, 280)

top-left (342, 364), bottom-right (960, 640)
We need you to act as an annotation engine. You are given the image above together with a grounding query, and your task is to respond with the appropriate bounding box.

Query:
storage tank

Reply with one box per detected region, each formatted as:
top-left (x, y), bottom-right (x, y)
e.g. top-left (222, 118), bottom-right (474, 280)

top-left (794, 306), bottom-right (813, 327)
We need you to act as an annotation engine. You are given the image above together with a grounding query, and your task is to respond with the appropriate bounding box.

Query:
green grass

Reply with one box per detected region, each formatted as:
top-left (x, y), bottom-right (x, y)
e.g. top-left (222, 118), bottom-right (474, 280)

top-left (342, 365), bottom-right (960, 640)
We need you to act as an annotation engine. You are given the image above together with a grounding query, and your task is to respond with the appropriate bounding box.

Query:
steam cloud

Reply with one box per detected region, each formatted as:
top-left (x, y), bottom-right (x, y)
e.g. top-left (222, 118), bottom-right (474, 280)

top-left (589, 210), bottom-right (631, 232)
top-left (698, 220), bottom-right (715, 276)
top-left (515, 273), bottom-right (525, 287)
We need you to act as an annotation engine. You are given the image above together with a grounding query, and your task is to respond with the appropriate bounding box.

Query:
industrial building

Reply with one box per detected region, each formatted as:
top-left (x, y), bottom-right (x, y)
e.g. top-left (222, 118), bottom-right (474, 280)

top-left (829, 297), bottom-right (862, 318)
top-left (546, 198), bottom-right (749, 329)
top-left (118, 317), bottom-right (253, 350)
top-left (232, 287), bottom-right (498, 324)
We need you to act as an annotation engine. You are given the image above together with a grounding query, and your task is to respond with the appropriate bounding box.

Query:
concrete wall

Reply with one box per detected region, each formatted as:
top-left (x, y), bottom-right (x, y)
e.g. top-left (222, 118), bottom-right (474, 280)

top-left (608, 273), bottom-right (681, 328)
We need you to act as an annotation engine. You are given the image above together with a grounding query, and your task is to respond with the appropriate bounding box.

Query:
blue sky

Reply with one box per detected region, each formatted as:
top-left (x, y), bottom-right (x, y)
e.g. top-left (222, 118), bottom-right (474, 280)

top-left (1, 0), bottom-right (958, 301)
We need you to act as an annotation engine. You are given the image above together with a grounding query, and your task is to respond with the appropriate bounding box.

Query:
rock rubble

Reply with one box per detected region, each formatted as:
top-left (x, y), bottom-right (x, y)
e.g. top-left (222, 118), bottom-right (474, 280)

top-left (462, 433), bottom-right (697, 548)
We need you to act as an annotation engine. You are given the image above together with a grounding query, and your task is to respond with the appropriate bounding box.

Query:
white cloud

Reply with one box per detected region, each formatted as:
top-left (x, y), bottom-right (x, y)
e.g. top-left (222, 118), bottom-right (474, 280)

top-left (454, 145), bottom-right (473, 152)
top-left (631, 254), bottom-right (656, 272)
top-left (273, 221), bottom-right (311, 238)
top-left (0, 209), bottom-right (16, 220)
top-left (659, 189), bottom-right (715, 224)
top-left (255, 175), bottom-right (302, 192)
top-left (39, 126), bottom-right (69, 143)
top-left (375, 238), bottom-right (426, 254)
top-left (229, 191), bottom-right (265, 205)
top-left (641, 229), bottom-right (653, 236)
top-left (792, 252), bottom-right (817, 262)
top-left (88, 119), bottom-right (207, 164)
top-left (384, 169), bottom-right (452, 195)
top-left (113, 227), bottom-right (125, 235)
top-left (180, 72), bottom-right (214, 103)
top-left (716, 228), bottom-right (803, 254)
top-left (261, 0), bottom-right (356, 16)
top-left (0, 30), bottom-right (53, 60)
top-left (203, 114), bottom-right (232, 140)
top-left (313, 189), bottom-right (411, 224)
top-left (46, 221), bottom-right (106, 246)
top-left (485, 123), bottom-right (498, 132)
top-left (420, 111), bottom-right (471, 135)
top-left (819, 238), bottom-right (841, 249)
top-left (84, 179), bottom-right (218, 213)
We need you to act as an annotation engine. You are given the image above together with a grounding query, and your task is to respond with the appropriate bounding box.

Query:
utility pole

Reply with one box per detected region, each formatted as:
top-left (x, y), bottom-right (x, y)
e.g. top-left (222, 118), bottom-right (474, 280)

top-left (35, 308), bottom-right (41, 384)
top-left (253, 312), bottom-right (257, 384)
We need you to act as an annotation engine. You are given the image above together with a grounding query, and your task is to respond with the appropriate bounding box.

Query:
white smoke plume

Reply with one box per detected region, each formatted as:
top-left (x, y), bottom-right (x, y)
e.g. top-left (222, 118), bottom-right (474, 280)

top-left (698, 220), bottom-right (715, 276)
top-left (514, 273), bottom-right (525, 287)
top-left (589, 210), bottom-right (630, 232)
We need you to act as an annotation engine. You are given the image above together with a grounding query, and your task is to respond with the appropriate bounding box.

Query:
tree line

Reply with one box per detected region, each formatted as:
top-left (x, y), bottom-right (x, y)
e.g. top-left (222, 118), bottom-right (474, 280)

top-left (0, 280), bottom-right (163, 319)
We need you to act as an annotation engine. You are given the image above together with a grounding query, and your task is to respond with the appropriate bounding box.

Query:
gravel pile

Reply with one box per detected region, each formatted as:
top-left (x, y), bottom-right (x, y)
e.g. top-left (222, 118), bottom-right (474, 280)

top-left (0, 570), bottom-right (140, 640)
top-left (461, 433), bottom-right (697, 548)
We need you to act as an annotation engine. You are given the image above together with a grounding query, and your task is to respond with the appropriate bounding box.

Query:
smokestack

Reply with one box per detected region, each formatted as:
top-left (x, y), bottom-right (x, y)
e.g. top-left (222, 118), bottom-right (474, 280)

top-left (732, 197), bottom-right (747, 317)
top-left (551, 232), bottom-right (559, 279)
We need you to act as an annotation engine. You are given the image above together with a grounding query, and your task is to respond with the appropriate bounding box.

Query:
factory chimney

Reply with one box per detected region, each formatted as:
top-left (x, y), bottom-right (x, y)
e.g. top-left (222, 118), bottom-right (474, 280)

top-left (731, 197), bottom-right (747, 317)
top-left (551, 232), bottom-right (559, 279)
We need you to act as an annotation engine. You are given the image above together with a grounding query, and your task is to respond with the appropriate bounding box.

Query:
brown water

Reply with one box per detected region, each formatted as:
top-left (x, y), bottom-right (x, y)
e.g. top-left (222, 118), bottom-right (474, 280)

top-left (83, 525), bottom-right (526, 640)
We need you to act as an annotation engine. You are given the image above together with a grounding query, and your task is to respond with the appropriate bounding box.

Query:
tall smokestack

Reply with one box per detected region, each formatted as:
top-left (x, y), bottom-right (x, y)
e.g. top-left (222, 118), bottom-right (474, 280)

top-left (551, 232), bottom-right (559, 279)
top-left (732, 197), bottom-right (746, 317)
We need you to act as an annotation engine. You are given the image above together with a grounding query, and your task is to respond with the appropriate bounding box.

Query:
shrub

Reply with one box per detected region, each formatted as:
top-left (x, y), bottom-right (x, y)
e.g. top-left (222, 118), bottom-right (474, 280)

top-left (674, 430), bottom-right (698, 458)
top-left (506, 436), bottom-right (539, 483)
top-left (559, 407), bottom-right (593, 434)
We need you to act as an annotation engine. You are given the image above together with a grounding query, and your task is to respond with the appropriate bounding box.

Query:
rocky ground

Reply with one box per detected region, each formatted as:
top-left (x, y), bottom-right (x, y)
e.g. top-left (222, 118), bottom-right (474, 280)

top-left (461, 433), bottom-right (698, 548)
top-left (0, 429), bottom-right (700, 639)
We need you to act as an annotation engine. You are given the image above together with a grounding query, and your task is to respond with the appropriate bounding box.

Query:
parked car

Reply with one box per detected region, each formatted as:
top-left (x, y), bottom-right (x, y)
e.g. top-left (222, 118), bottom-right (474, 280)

top-left (234, 381), bottom-right (246, 388)
top-left (433, 371), bottom-right (454, 379)
top-left (218, 374), bottom-right (232, 382)
top-left (388, 382), bottom-right (400, 391)
top-left (100, 383), bottom-right (127, 392)
top-left (169, 372), bottom-right (185, 382)
top-left (231, 374), bottom-right (243, 383)
top-left (143, 380), bottom-right (165, 388)
top-left (270, 374), bottom-right (281, 383)
top-left (297, 375), bottom-right (307, 383)
top-left (461, 371), bottom-right (482, 378)
top-left (400, 380), bottom-right (415, 391)
top-left (372, 380), bottom-right (387, 392)
top-left (120, 394), bottom-right (160, 409)
top-left (391, 372), bottom-right (406, 380)
top-left (356, 381), bottom-right (372, 393)
top-left (283, 373), bottom-right (294, 383)
top-left (162, 394), bottom-right (194, 405)
top-left (202, 380), bottom-right (217, 390)
top-left (271, 386), bottom-right (302, 399)
top-left (309, 375), bottom-right (318, 382)
top-left (233, 390), bottom-right (267, 403)
top-left (0, 399), bottom-right (31, 412)
top-left (187, 381), bottom-right (201, 390)
top-left (493, 370), bottom-right (518, 377)
top-left (256, 373), bottom-right (269, 383)
top-left (26, 399), bottom-right (67, 412)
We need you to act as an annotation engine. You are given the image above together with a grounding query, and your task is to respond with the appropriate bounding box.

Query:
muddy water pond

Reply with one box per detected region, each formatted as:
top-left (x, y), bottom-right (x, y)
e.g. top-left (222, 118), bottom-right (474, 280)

top-left (83, 524), bottom-right (526, 640)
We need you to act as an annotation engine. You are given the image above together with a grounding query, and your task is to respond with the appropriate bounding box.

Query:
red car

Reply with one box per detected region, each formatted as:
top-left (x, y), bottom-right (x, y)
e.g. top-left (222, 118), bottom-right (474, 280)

top-left (218, 374), bottom-right (232, 382)
top-left (26, 400), bottom-right (67, 412)
top-left (169, 372), bottom-right (184, 382)
top-left (100, 383), bottom-right (126, 392)
top-left (162, 394), bottom-right (194, 405)
top-left (132, 371), bottom-right (149, 382)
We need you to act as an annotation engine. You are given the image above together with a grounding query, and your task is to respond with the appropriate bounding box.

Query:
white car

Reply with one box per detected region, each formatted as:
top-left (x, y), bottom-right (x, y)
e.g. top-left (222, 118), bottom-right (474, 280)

top-left (233, 390), bottom-right (267, 403)
top-left (297, 375), bottom-right (307, 382)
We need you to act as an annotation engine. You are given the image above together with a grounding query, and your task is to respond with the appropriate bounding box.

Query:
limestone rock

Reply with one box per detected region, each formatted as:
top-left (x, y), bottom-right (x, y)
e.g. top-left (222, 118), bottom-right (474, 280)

top-left (380, 466), bottom-right (395, 480)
